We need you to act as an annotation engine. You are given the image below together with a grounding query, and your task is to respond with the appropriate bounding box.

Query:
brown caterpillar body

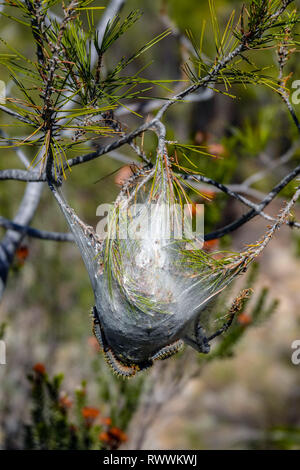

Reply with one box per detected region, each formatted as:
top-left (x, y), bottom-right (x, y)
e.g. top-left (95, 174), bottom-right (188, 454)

top-left (151, 340), bottom-right (184, 361)
top-left (92, 312), bottom-right (183, 377)
top-left (93, 318), bottom-right (137, 378)
top-left (104, 348), bottom-right (137, 378)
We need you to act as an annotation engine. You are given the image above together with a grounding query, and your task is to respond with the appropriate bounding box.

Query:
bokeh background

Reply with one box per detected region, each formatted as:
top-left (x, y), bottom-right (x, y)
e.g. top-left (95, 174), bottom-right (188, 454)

top-left (0, 0), bottom-right (300, 449)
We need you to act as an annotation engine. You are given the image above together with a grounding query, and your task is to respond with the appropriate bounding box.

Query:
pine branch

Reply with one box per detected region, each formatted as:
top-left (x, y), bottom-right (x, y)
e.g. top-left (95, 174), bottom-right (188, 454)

top-left (0, 169), bottom-right (45, 181)
top-left (0, 104), bottom-right (35, 125)
top-left (180, 173), bottom-right (300, 229)
top-left (91, 0), bottom-right (126, 66)
top-left (0, 216), bottom-right (74, 242)
top-left (205, 163), bottom-right (300, 241)
top-left (0, 181), bottom-right (43, 299)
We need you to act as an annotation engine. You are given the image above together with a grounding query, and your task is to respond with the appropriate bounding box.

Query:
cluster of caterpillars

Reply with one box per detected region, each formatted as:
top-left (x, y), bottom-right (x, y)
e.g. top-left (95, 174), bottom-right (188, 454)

top-left (92, 306), bottom-right (184, 378)
top-left (91, 288), bottom-right (252, 378)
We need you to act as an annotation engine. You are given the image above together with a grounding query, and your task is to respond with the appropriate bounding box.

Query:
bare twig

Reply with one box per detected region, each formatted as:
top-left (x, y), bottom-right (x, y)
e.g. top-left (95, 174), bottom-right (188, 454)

top-left (0, 105), bottom-right (35, 126)
top-left (0, 182), bottom-right (43, 298)
top-left (270, 0), bottom-right (294, 20)
top-left (241, 184), bottom-right (300, 263)
top-left (65, 119), bottom-right (153, 169)
top-left (0, 129), bottom-right (31, 168)
top-left (0, 216), bottom-right (74, 242)
top-left (0, 169), bottom-right (45, 182)
top-left (242, 141), bottom-right (300, 187)
top-left (205, 164), bottom-right (300, 240)
top-left (114, 88), bottom-right (214, 118)
top-left (182, 173), bottom-right (300, 229)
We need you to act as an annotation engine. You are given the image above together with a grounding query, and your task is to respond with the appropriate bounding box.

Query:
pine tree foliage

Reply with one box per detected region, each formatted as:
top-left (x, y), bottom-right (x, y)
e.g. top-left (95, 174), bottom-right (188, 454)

top-left (0, 0), bottom-right (172, 177)
top-left (0, 0), bottom-right (300, 449)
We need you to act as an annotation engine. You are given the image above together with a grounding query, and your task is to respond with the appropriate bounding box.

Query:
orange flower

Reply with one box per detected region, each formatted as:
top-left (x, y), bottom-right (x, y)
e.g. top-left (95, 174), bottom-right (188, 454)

top-left (81, 406), bottom-right (100, 420)
top-left (238, 313), bottom-right (252, 326)
top-left (99, 431), bottom-right (110, 443)
top-left (16, 245), bottom-right (29, 262)
top-left (109, 427), bottom-right (127, 443)
top-left (99, 426), bottom-right (127, 449)
top-left (101, 416), bottom-right (112, 426)
top-left (33, 363), bottom-right (46, 375)
top-left (59, 394), bottom-right (73, 409)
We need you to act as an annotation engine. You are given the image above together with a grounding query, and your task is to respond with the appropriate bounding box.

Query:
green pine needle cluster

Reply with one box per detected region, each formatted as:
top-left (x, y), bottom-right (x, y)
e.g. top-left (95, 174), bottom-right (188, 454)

top-left (0, 0), bottom-right (172, 177)
top-left (183, 0), bottom-right (299, 95)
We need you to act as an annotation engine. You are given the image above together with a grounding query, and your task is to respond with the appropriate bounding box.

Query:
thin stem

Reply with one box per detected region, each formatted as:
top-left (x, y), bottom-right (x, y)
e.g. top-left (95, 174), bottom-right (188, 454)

top-left (0, 216), bottom-right (74, 242)
top-left (205, 163), bottom-right (300, 240)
